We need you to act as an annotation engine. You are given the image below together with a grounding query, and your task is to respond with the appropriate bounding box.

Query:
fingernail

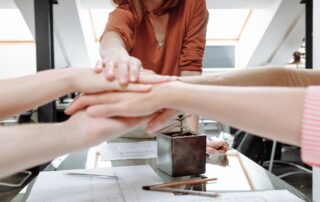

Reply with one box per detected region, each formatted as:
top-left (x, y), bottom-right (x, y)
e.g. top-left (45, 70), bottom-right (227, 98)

top-left (120, 78), bottom-right (128, 85)
top-left (130, 76), bottom-right (137, 82)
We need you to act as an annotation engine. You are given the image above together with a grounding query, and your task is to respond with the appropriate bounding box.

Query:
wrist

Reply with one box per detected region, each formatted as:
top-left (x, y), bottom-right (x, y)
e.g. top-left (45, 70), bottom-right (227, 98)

top-left (59, 118), bottom-right (87, 152)
top-left (153, 81), bottom-right (187, 109)
top-left (63, 68), bottom-right (81, 93)
top-left (100, 47), bottom-right (129, 60)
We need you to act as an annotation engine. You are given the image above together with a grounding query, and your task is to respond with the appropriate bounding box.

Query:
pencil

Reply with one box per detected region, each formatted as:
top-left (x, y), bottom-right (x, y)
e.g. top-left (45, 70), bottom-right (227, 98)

top-left (142, 177), bottom-right (217, 189)
top-left (144, 186), bottom-right (220, 198)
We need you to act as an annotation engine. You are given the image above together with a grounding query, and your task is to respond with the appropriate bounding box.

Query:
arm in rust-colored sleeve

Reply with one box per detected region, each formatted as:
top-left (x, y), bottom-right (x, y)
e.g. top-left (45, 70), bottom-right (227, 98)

top-left (100, 8), bottom-right (135, 56)
top-left (179, 0), bottom-right (208, 73)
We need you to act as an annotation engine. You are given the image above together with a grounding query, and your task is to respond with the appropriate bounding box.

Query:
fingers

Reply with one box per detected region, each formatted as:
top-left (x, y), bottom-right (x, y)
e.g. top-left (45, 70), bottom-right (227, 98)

top-left (98, 57), bottom-right (175, 86)
top-left (87, 103), bottom-right (126, 118)
top-left (141, 68), bottom-right (156, 74)
top-left (116, 115), bottom-right (152, 128)
top-left (100, 56), bottom-right (142, 85)
top-left (117, 62), bottom-right (129, 86)
top-left (65, 95), bottom-right (105, 115)
top-left (87, 100), bottom-right (155, 118)
top-left (128, 58), bottom-right (141, 82)
top-left (207, 140), bottom-right (229, 154)
top-left (119, 83), bottom-right (151, 92)
top-left (95, 60), bottom-right (104, 73)
top-left (104, 60), bottom-right (116, 81)
top-left (146, 109), bottom-right (179, 134)
top-left (139, 74), bottom-right (177, 84)
top-left (65, 83), bottom-right (151, 116)
top-left (207, 146), bottom-right (219, 154)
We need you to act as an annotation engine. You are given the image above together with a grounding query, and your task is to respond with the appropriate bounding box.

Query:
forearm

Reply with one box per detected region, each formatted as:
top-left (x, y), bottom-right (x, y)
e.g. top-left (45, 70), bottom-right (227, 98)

top-left (0, 123), bottom-right (74, 178)
top-left (164, 83), bottom-right (305, 146)
top-left (100, 32), bottom-right (129, 58)
top-left (0, 69), bottom-right (76, 120)
top-left (181, 71), bottom-right (201, 132)
top-left (180, 67), bottom-right (320, 87)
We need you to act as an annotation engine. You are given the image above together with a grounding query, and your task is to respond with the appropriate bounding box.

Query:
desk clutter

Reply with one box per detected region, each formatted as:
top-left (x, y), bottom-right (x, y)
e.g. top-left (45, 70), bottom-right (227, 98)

top-left (27, 165), bottom-right (304, 202)
top-left (58, 115), bottom-right (308, 202)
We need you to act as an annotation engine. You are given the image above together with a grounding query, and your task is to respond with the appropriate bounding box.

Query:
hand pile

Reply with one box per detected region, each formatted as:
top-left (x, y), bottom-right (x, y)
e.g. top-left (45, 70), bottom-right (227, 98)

top-left (65, 59), bottom-right (228, 154)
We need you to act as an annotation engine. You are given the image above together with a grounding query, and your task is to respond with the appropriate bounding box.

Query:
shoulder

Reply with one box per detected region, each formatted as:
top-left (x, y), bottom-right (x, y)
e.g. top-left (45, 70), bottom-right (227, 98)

top-left (180, 0), bottom-right (208, 26)
top-left (181, 0), bottom-right (208, 19)
top-left (184, 0), bottom-right (207, 11)
top-left (109, 7), bottom-right (135, 27)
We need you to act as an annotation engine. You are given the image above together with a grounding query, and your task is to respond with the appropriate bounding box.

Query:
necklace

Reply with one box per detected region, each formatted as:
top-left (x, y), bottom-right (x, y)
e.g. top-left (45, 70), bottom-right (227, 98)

top-left (147, 13), bottom-right (168, 50)
top-left (157, 32), bottom-right (165, 49)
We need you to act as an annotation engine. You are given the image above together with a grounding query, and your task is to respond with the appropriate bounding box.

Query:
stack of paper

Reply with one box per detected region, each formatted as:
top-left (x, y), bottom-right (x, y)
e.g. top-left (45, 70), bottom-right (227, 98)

top-left (100, 141), bottom-right (157, 161)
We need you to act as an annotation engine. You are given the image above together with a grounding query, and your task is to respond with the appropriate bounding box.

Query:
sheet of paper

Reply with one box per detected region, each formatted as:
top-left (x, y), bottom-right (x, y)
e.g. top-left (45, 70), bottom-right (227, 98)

top-left (27, 165), bottom-right (173, 202)
top-left (100, 141), bottom-right (157, 160)
top-left (204, 155), bottom-right (252, 191)
top-left (27, 165), bottom-right (304, 202)
top-left (157, 190), bottom-right (304, 202)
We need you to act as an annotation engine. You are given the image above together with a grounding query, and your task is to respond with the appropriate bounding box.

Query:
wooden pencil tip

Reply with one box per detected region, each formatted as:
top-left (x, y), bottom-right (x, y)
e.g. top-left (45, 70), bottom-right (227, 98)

top-left (142, 186), bottom-right (151, 190)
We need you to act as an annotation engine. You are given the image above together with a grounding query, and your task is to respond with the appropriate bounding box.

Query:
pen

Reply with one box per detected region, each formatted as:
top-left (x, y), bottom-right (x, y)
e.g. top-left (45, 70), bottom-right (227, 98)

top-left (143, 177), bottom-right (217, 189)
top-left (64, 172), bottom-right (120, 180)
top-left (144, 186), bottom-right (220, 198)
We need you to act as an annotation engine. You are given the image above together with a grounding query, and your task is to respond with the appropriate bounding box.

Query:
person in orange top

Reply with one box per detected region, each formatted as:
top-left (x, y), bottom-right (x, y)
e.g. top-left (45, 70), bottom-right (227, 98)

top-left (98, 0), bottom-right (209, 134)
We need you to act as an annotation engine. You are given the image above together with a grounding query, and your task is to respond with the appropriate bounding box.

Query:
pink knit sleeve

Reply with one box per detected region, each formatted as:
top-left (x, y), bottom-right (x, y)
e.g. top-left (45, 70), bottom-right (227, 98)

top-left (301, 86), bottom-right (320, 167)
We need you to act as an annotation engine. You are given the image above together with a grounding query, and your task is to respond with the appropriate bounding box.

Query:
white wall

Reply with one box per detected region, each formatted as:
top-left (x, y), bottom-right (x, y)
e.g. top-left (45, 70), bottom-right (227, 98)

top-left (0, 43), bottom-right (36, 79)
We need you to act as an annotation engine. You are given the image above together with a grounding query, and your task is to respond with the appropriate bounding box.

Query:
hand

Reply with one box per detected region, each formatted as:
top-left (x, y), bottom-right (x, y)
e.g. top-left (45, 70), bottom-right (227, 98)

top-left (95, 59), bottom-right (177, 86)
top-left (206, 139), bottom-right (229, 154)
top-left (71, 68), bottom-right (152, 93)
top-left (65, 81), bottom-right (183, 122)
top-left (64, 89), bottom-right (163, 118)
top-left (95, 53), bottom-right (142, 85)
top-left (64, 111), bottom-right (151, 150)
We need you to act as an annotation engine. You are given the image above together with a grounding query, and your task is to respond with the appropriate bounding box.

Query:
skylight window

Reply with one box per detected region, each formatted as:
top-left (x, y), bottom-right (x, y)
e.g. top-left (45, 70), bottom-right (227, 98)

top-left (0, 9), bottom-right (33, 41)
top-left (206, 9), bottom-right (251, 40)
top-left (89, 9), bottom-right (251, 42)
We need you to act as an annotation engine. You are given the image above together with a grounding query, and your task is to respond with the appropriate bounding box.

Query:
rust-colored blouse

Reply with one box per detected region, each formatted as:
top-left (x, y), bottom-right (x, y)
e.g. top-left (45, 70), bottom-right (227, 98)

top-left (102, 0), bottom-right (208, 76)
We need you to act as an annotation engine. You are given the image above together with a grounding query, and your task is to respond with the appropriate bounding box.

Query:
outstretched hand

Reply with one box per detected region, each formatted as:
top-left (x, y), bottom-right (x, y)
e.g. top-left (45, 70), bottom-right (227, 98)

top-left (65, 111), bottom-right (152, 149)
top-left (65, 90), bottom-right (162, 118)
top-left (95, 60), bottom-right (177, 86)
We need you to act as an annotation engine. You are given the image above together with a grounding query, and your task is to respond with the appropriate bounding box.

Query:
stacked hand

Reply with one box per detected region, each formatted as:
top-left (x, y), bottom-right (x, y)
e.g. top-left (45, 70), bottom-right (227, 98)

top-left (66, 53), bottom-right (229, 153)
top-left (65, 65), bottom-right (177, 149)
top-left (67, 74), bottom-right (229, 153)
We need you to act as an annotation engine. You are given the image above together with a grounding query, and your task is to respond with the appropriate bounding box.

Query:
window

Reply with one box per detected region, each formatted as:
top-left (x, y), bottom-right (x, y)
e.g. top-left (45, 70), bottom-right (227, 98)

top-left (0, 9), bottom-right (33, 41)
top-left (89, 9), bottom-right (252, 42)
top-left (206, 9), bottom-right (251, 41)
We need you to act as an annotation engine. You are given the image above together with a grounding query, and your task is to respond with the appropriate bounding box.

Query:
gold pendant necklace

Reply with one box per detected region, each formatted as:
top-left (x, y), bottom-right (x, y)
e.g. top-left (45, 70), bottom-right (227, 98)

top-left (158, 37), bottom-right (164, 49)
top-left (147, 13), bottom-right (167, 50)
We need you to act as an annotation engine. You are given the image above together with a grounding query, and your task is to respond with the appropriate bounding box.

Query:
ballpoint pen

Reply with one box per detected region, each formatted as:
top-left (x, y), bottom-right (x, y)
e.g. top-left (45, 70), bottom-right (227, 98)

top-left (64, 172), bottom-right (120, 180)
top-left (143, 177), bottom-right (219, 198)
top-left (145, 187), bottom-right (220, 198)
